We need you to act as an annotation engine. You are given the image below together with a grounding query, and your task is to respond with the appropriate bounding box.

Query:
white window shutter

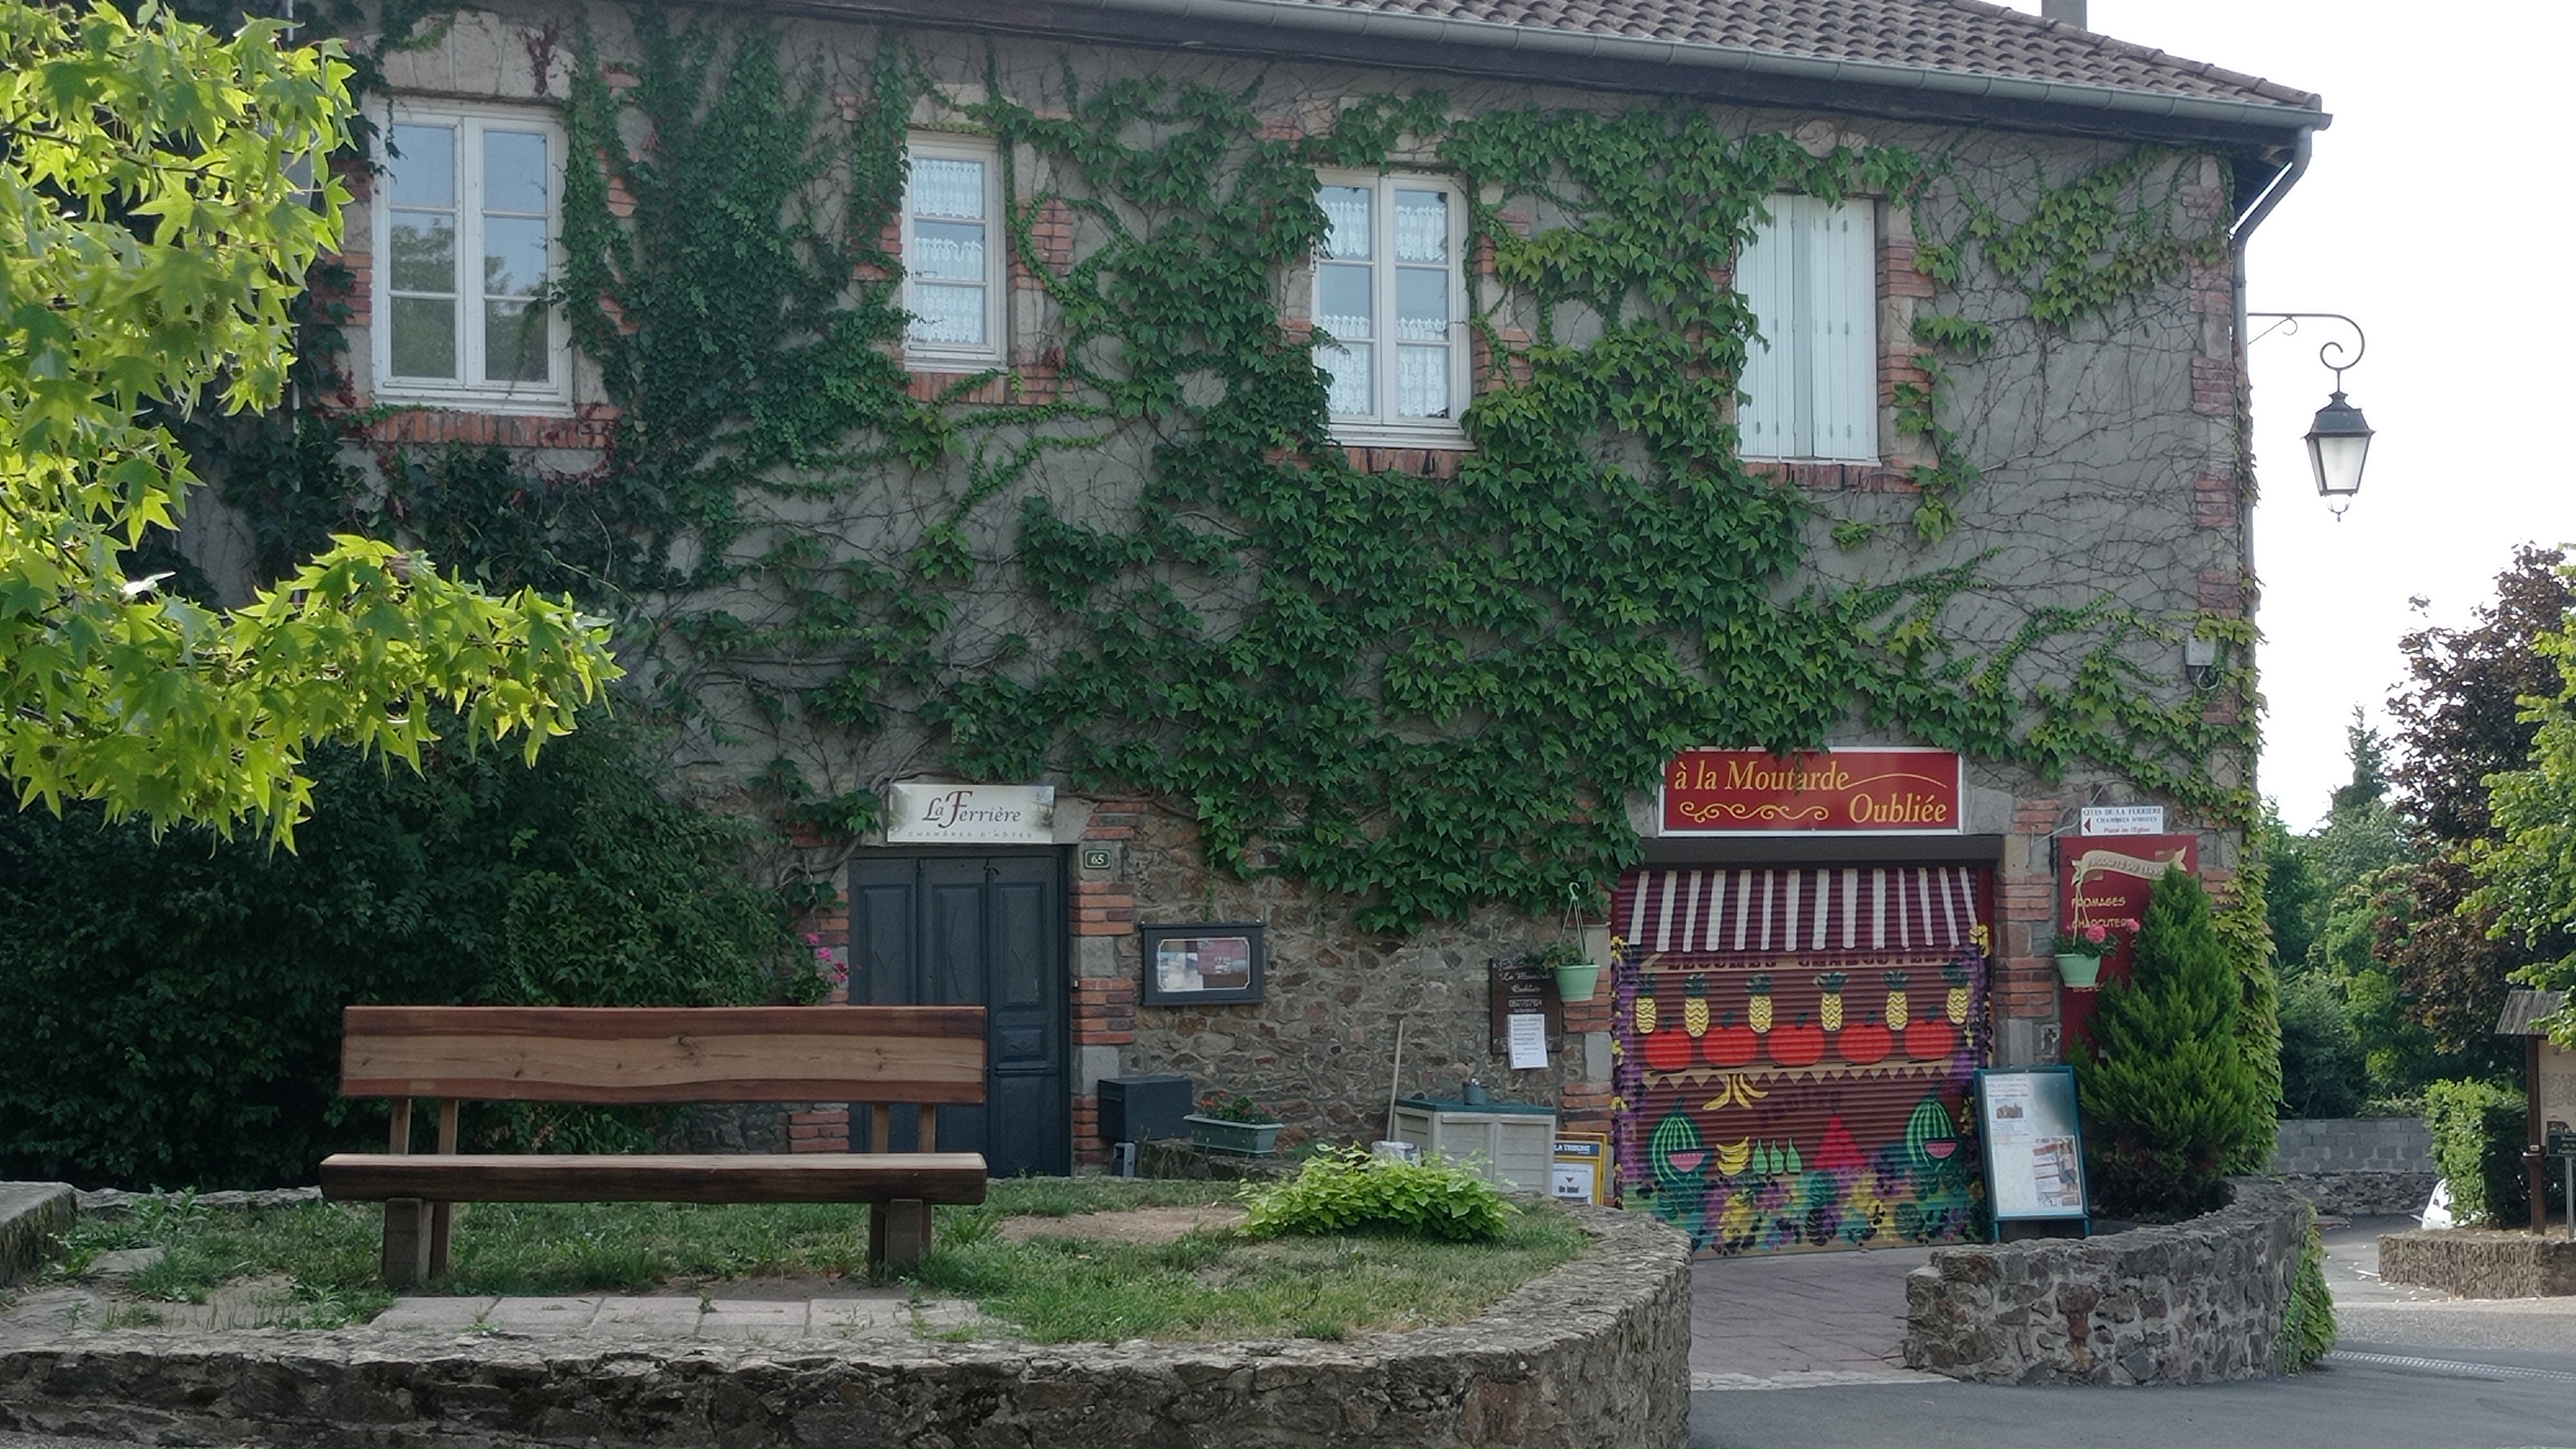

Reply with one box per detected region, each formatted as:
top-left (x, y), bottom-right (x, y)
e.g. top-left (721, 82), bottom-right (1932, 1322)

top-left (1737, 200), bottom-right (1799, 459)
top-left (1804, 200), bottom-right (1877, 462)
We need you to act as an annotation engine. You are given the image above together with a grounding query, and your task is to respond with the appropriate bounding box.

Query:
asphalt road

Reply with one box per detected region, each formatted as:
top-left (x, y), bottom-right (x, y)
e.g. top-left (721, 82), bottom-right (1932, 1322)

top-left (1691, 1216), bottom-right (2576, 1449)
top-left (1689, 1342), bottom-right (2576, 1448)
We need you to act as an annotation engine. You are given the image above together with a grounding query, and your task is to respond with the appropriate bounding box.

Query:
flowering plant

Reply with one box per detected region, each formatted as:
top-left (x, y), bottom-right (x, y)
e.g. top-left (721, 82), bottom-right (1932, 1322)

top-left (2051, 918), bottom-right (2137, 960)
top-left (1196, 1092), bottom-right (1281, 1124)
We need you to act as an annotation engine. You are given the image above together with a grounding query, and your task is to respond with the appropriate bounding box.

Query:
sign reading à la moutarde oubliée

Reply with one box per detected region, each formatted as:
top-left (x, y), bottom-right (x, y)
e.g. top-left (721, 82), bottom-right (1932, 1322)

top-left (1659, 748), bottom-right (1962, 835)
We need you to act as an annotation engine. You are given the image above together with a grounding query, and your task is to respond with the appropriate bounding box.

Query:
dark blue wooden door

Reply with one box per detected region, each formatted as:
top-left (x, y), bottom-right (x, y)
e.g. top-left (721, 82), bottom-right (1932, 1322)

top-left (847, 853), bottom-right (1068, 1177)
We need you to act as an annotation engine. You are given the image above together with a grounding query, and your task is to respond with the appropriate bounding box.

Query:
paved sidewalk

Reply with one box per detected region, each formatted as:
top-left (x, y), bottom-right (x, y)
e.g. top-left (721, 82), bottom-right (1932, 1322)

top-left (1688, 1242), bottom-right (1939, 1388)
top-left (1, 1277), bottom-right (981, 1347)
top-left (371, 1288), bottom-right (983, 1341)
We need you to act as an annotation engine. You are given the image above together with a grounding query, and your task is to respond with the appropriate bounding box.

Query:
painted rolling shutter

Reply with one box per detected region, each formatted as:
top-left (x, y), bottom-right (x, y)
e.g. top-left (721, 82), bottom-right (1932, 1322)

top-left (1805, 201), bottom-right (1877, 462)
top-left (1736, 200), bottom-right (1798, 458)
top-left (1610, 866), bottom-right (1988, 1256)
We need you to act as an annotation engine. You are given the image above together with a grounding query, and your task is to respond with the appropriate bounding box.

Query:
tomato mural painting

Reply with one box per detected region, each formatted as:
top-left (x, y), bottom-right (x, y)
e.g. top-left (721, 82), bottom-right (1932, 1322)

top-left (1609, 865), bottom-right (1991, 1255)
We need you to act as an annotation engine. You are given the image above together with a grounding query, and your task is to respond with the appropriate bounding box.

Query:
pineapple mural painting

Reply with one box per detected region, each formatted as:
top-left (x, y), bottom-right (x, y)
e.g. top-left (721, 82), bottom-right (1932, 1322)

top-left (1945, 965), bottom-right (1971, 1027)
top-left (1747, 974), bottom-right (1774, 1034)
top-left (1815, 972), bottom-right (1848, 1032)
top-left (1883, 971), bottom-right (1911, 1032)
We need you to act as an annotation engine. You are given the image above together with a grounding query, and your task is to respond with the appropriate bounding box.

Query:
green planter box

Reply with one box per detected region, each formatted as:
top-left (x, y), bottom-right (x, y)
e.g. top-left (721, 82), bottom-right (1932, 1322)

top-left (1184, 1113), bottom-right (1283, 1155)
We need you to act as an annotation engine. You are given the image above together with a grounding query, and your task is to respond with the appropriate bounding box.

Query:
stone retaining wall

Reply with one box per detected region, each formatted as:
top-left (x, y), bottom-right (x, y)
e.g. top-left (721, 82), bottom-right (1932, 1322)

top-left (1902, 1178), bottom-right (2310, 1385)
top-left (2273, 1170), bottom-right (2434, 1218)
top-left (0, 1206), bottom-right (1689, 1448)
top-left (2379, 1229), bottom-right (2576, 1298)
top-left (0, 1184), bottom-right (74, 1287)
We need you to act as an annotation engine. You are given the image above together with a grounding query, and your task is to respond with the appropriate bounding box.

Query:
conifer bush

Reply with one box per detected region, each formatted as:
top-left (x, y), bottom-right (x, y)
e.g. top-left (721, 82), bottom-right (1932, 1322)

top-left (2074, 868), bottom-right (2273, 1217)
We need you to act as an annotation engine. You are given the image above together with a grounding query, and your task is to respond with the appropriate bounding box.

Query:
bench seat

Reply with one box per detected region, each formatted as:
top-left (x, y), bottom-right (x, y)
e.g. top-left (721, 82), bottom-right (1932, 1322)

top-left (320, 1151), bottom-right (990, 1206)
top-left (325, 1004), bottom-right (993, 1285)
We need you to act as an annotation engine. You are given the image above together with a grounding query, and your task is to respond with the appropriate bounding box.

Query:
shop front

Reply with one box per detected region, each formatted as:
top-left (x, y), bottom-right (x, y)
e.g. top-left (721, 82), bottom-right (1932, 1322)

top-left (1614, 748), bottom-right (1998, 1255)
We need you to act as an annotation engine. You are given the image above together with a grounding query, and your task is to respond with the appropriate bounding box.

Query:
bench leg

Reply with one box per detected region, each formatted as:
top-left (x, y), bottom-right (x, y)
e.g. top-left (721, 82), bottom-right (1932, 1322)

top-left (382, 1198), bottom-right (433, 1288)
top-left (869, 1198), bottom-right (934, 1274)
top-left (427, 1201), bottom-right (453, 1280)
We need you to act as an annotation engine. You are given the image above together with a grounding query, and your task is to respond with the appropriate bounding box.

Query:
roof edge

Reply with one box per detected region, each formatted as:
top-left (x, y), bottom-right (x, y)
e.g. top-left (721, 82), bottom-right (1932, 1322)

top-left (1050, 0), bottom-right (2329, 137)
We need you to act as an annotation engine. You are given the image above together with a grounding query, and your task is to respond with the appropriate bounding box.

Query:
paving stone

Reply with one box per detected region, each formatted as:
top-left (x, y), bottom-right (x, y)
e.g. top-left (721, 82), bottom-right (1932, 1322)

top-left (697, 1300), bottom-right (809, 1338)
top-left (479, 1296), bottom-right (601, 1332)
top-left (82, 1248), bottom-right (165, 1278)
top-left (372, 1296), bottom-right (503, 1331)
top-left (591, 1297), bottom-right (706, 1335)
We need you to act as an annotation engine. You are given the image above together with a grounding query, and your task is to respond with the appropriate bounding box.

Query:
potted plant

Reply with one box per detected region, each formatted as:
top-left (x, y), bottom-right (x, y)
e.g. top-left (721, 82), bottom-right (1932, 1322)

top-left (1533, 939), bottom-right (1611, 1003)
top-left (1185, 1093), bottom-right (1284, 1155)
top-left (2052, 918), bottom-right (2137, 989)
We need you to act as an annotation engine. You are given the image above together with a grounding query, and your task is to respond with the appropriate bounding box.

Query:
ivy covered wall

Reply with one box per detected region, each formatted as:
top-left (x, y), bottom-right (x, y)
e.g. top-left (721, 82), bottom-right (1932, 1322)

top-left (179, 3), bottom-right (2272, 1144)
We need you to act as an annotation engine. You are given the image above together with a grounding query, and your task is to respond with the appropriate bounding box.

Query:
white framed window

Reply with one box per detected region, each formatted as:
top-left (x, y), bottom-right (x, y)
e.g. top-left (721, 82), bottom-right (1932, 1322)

top-left (1737, 196), bottom-right (1877, 462)
top-left (372, 102), bottom-right (572, 412)
top-left (1311, 173), bottom-right (1468, 444)
top-left (902, 135), bottom-right (1005, 367)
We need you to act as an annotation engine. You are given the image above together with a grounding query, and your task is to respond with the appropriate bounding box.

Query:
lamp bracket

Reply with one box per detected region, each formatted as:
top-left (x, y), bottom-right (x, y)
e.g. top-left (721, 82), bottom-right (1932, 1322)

top-left (2246, 311), bottom-right (2366, 392)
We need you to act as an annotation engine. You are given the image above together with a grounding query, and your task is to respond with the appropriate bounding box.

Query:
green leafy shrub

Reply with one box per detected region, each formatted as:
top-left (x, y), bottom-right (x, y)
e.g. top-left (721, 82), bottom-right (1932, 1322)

top-left (1240, 1148), bottom-right (1512, 1242)
top-left (2277, 973), bottom-right (2366, 1120)
top-left (2421, 1078), bottom-right (2533, 1227)
top-left (2274, 1218), bottom-right (2336, 1372)
top-left (2075, 868), bottom-right (2272, 1217)
top-left (0, 715), bottom-right (797, 1188)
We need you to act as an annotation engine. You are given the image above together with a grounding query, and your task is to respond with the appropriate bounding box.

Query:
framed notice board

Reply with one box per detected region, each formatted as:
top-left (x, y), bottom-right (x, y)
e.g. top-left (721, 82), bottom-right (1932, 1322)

top-left (1974, 1067), bottom-right (2090, 1237)
top-left (1488, 958), bottom-right (1565, 1056)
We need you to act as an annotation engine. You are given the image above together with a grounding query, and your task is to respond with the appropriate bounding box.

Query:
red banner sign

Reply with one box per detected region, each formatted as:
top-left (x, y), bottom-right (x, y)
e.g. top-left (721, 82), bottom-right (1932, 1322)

top-left (1660, 749), bottom-right (1963, 834)
top-left (2058, 833), bottom-right (2198, 1050)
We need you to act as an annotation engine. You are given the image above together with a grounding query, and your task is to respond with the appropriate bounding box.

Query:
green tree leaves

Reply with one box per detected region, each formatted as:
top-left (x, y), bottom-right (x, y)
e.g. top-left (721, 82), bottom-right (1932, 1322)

top-left (1, 0), bottom-right (616, 842)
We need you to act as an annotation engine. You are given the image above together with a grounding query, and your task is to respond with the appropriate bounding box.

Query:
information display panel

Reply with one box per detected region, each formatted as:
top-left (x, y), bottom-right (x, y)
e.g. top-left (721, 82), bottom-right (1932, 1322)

top-left (1974, 1066), bottom-right (2090, 1236)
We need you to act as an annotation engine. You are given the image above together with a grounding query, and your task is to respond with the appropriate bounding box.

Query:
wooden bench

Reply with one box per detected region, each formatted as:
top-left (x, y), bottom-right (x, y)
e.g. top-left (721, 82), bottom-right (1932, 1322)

top-left (318, 1005), bottom-right (989, 1286)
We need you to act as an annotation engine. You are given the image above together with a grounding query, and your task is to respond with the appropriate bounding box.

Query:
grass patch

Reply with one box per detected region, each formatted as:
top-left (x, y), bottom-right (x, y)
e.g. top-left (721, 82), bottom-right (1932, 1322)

top-left (50, 1193), bottom-right (393, 1327)
top-left (914, 1202), bottom-right (1589, 1343)
top-left (41, 1178), bottom-right (1584, 1342)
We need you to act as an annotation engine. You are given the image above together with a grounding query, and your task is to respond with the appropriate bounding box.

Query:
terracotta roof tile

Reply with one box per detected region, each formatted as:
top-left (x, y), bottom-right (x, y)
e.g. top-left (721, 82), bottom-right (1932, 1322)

top-left (1276, 0), bottom-right (2315, 108)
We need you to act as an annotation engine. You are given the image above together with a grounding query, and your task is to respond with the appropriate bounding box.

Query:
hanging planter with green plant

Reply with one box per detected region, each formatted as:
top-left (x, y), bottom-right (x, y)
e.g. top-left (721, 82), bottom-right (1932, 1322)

top-left (2051, 917), bottom-right (2137, 990)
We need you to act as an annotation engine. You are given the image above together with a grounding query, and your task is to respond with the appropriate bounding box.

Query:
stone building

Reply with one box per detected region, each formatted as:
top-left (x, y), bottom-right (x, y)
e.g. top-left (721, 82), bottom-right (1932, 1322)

top-left (201, 0), bottom-right (2323, 1250)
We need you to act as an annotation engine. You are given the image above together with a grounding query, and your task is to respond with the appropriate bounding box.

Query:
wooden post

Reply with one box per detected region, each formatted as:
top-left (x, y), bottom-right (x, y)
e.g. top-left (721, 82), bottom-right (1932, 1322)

top-left (871, 1198), bottom-right (933, 1273)
top-left (428, 1099), bottom-right (459, 1278)
top-left (381, 1098), bottom-right (431, 1288)
top-left (2531, 1037), bottom-right (2549, 1236)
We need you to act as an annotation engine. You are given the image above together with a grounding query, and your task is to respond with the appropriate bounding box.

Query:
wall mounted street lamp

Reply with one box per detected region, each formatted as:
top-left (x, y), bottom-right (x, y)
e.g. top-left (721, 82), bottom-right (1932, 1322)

top-left (2248, 312), bottom-right (2373, 518)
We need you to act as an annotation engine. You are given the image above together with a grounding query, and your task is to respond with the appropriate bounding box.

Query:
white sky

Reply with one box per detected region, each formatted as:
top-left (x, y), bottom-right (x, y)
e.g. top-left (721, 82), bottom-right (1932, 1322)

top-left (1991, 1), bottom-right (2575, 831)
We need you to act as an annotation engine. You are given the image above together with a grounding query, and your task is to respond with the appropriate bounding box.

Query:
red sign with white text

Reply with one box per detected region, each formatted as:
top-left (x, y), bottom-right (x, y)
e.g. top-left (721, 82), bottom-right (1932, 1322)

top-left (1660, 748), bottom-right (1963, 834)
top-left (2059, 833), bottom-right (2199, 1050)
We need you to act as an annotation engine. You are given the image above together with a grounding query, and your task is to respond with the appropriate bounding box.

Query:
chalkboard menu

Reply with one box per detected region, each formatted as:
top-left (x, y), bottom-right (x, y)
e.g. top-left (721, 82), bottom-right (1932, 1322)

top-left (1974, 1067), bottom-right (2090, 1234)
top-left (1488, 958), bottom-right (1565, 1056)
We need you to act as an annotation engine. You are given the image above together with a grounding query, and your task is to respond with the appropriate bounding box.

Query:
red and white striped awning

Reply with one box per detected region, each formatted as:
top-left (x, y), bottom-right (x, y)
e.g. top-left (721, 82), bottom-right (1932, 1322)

top-left (1614, 866), bottom-right (1982, 958)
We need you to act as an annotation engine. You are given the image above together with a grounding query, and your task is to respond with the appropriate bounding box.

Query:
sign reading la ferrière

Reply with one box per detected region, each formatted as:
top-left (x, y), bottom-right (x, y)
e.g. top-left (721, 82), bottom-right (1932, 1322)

top-left (884, 782), bottom-right (1056, 844)
top-left (1660, 748), bottom-right (1962, 835)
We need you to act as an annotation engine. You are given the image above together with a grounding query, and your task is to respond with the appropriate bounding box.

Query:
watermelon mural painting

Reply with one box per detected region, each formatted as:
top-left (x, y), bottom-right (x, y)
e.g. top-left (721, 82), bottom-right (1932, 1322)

top-left (1611, 866), bottom-right (1989, 1255)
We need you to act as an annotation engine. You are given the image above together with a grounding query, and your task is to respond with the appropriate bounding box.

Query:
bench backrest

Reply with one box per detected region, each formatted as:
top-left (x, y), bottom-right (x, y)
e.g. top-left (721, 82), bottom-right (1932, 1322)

top-left (341, 1005), bottom-right (987, 1105)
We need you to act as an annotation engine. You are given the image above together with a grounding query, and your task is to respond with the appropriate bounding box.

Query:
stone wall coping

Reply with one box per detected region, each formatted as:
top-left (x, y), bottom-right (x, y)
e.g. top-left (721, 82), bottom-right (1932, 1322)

top-left (0, 1204), bottom-right (1691, 1447)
